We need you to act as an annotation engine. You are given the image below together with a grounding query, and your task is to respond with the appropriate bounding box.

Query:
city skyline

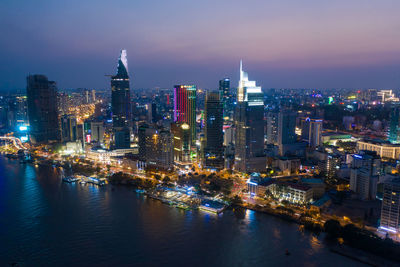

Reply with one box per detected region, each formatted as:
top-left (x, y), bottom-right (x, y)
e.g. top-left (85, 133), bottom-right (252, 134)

top-left (1, 0), bottom-right (400, 91)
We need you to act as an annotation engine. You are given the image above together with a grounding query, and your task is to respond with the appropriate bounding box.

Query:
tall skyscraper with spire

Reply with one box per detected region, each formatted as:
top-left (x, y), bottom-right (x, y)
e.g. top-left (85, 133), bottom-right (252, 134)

top-left (111, 49), bottom-right (131, 149)
top-left (234, 61), bottom-right (265, 172)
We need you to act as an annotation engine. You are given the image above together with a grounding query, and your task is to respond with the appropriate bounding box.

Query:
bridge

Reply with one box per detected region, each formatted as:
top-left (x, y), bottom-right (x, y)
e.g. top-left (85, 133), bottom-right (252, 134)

top-left (0, 136), bottom-right (28, 150)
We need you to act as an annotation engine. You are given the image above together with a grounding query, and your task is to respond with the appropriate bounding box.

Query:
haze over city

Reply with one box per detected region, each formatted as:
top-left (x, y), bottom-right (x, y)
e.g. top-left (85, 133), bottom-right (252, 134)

top-left (1, 0), bottom-right (400, 90)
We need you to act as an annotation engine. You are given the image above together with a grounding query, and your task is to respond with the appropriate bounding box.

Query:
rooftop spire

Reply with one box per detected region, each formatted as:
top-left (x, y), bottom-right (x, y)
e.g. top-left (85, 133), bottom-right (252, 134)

top-left (116, 49), bottom-right (129, 78)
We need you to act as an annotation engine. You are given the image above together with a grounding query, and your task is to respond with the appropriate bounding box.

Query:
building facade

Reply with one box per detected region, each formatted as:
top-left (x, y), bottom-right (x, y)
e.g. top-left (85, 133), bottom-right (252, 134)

top-left (174, 85), bottom-right (197, 144)
top-left (111, 49), bottom-right (131, 149)
top-left (234, 61), bottom-right (265, 172)
top-left (27, 74), bottom-right (60, 143)
top-left (380, 177), bottom-right (400, 233)
top-left (203, 92), bottom-right (224, 170)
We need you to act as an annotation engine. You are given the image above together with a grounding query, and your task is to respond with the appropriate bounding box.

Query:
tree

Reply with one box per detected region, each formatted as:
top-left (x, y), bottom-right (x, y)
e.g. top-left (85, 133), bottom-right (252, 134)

top-left (324, 219), bottom-right (342, 238)
top-left (232, 195), bottom-right (243, 205)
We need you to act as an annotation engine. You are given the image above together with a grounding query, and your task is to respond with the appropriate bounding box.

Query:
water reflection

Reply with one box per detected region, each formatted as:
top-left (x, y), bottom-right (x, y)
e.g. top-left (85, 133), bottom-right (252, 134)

top-left (0, 157), bottom-right (366, 267)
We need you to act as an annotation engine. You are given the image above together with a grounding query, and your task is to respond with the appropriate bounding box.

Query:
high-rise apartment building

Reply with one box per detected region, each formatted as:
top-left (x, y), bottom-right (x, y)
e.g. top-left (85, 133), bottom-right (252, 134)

top-left (300, 117), bottom-right (323, 148)
top-left (171, 122), bottom-right (191, 165)
top-left (138, 124), bottom-right (173, 170)
top-left (219, 78), bottom-right (230, 118)
top-left (350, 151), bottom-right (381, 200)
top-left (203, 92), bottom-right (224, 170)
top-left (60, 114), bottom-right (78, 142)
top-left (380, 177), bottom-right (400, 233)
top-left (174, 85), bottom-right (196, 144)
top-left (111, 50), bottom-right (131, 148)
top-left (27, 75), bottom-right (60, 143)
top-left (277, 110), bottom-right (297, 146)
top-left (91, 121), bottom-right (105, 144)
top-left (234, 61), bottom-right (265, 172)
top-left (266, 111), bottom-right (279, 145)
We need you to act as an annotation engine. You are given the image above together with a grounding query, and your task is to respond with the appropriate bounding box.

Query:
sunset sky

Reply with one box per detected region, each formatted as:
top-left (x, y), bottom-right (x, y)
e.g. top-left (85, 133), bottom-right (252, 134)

top-left (1, 0), bottom-right (399, 90)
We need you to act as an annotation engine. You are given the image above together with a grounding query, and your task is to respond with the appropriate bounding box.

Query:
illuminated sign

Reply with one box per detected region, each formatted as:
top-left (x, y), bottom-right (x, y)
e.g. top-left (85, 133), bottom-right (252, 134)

top-left (19, 126), bottom-right (28, 131)
top-left (86, 134), bottom-right (91, 143)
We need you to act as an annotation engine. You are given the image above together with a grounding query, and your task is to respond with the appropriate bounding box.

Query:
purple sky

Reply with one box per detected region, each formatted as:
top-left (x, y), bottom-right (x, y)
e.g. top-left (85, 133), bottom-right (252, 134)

top-left (0, 0), bottom-right (399, 91)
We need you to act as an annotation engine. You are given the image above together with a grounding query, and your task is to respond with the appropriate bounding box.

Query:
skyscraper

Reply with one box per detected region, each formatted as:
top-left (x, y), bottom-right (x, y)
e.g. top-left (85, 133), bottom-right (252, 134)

top-left (219, 78), bottom-right (230, 118)
top-left (60, 114), bottom-right (78, 142)
top-left (111, 50), bottom-right (131, 149)
top-left (174, 85), bottom-right (196, 144)
top-left (266, 111), bottom-right (279, 145)
top-left (234, 61), bottom-right (265, 172)
top-left (27, 75), bottom-right (60, 143)
top-left (203, 92), bottom-right (224, 170)
top-left (171, 122), bottom-right (191, 164)
top-left (350, 151), bottom-right (381, 200)
top-left (277, 110), bottom-right (297, 145)
top-left (389, 105), bottom-right (400, 144)
top-left (300, 117), bottom-right (323, 148)
top-left (380, 177), bottom-right (400, 233)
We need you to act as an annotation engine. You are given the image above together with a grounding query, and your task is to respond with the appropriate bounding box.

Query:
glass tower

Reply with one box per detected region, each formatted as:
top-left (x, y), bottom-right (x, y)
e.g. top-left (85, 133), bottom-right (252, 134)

top-left (204, 92), bottom-right (224, 169)
top-left (234, 61), bottom-right (265, 172)
top-left (27, 74), bottom-right (60, 143)
top-left (111, 50), bottom-right (131, 149)
top-left (174, 85), bottom-right (197, 144)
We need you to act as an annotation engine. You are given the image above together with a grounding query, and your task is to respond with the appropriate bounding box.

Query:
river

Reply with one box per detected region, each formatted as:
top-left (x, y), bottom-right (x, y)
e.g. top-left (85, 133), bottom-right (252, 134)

top-left (0, 156), bottom-right (366, 266)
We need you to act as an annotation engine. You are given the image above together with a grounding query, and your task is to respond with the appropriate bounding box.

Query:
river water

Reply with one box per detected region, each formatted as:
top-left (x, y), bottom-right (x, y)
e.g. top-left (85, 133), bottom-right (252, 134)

top-left (0, 156), bottom-right (365, 266)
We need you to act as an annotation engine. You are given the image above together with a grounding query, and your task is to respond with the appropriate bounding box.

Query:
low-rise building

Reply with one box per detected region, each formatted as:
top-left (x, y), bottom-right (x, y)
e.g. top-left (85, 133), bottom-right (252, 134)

top-left (357, 139), bottom-right (400, 160)
top-left (300, 178), bottom-right (326, 199)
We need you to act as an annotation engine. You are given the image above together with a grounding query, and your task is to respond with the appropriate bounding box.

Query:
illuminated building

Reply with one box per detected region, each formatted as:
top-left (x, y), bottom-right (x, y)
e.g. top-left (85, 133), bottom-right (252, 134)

top-left (380, 177), bottom-right (400, 233)
top-left (90, 121), bottom-right (104, 144)
top-left (111, 50), bottom-right (131, 148)
top-left (357, 139), bottom-right (400, 159)
top-left (171, 122), bottom-right (191, 165)
top-left (234, 61), bottom-right (265, 172)
top-left (219, 78), bottom-right (230, 117)
top-left (26, 75), bottom-right (60, 143)
top-left (389, 105), bottom-right (400, 144)
top-left (350, 151), bottom-right (381, 200)
top-left (60, 114), bottom-right (78, 142)
top-left (377, 89), bottom-right (399, 103)
top-left (203, 92), bottom-right (224, 170)
top-left (266, 111), bottom-right (279, 145)
top-left (138, 124), bottom-right (173, 170)
top-left (300, 117), bottom-right (323, 148)
top-left (266, 182), bottom-right (313, 204)
top-left (174, 85), bottom-right (196, 144)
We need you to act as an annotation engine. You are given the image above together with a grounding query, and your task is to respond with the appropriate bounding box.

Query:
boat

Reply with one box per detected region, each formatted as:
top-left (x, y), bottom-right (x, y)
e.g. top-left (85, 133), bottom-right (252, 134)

top-left (62, 176), bottom-right (80, 183)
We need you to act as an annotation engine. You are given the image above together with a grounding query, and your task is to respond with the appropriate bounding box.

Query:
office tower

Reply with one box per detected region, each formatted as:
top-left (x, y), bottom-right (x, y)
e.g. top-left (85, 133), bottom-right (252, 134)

top-left (7, 95), bottom-right (28, 131)
top-left (389, 105), bottom-right (400, 144)
top-left (380, 177), bottom-right (400, 233)
top-left (300, 117), bottom-right (323, 148)
top-left (91, 121), bottom-right (105, 144)
top-left (138, 124), bottom-right (173, 170)
top-left (171, 122), bottom-right (191, 164)
top-left (111, 49), bottom-right (131, 148)
top-left (27, 75), bottom-right (60, 143)
top-left (266, 111), bottom-right (279, 145)
top-left (60, 115), bottom-right (78, 142)
top-left (277, 110), bottom-right (297, 145)
top-left (234, 61), bottom-right (265, 172)
top-left (350, 151), bottom-right (381, 200)
top-left (219, 78), bottom-right (230, 117)
top-left (203, 92), bottom-right (224, 170)
top-left (174, 85), bottom-right (196, 144)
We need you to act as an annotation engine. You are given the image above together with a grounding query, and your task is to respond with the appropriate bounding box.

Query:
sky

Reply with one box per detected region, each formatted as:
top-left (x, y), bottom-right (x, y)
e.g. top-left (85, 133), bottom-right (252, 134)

top-left (0, 0), bottom-right (399, 91)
